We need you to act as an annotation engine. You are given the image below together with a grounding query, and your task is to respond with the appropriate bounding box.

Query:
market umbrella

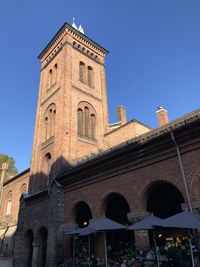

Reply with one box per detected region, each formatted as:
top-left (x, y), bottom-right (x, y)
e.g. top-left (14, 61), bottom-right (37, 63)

top-left (155, 210), bottom-right (200, 267)
top-left (63, 225), bottom-right (82, 234)
top-left (127, 215), bottom-right (163, 267)
top-left (80, 216), bottom-right (126, 267)
top-left (156, 210), bottom-right (200, 229)
top-left (63, 225), bottom-right (82, 267)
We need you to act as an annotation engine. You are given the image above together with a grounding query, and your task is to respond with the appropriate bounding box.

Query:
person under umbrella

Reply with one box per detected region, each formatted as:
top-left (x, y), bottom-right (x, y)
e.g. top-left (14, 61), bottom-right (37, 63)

top-left (155, 210), bottom-right (200, 267)
top-left (80, 216), bottom-right (126, 267)
top-left (127, 214), bottom-right (163, 267)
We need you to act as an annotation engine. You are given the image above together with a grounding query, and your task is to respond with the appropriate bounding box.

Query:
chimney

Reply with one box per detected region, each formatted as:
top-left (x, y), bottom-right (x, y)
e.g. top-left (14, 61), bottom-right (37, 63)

top-left (156, 106), bottom-right (169, 126)
top-left (117, 106), bottom-right (127, 125)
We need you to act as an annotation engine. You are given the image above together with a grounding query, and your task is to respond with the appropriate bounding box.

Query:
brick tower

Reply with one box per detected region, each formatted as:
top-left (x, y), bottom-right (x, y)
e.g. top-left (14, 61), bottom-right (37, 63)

top-left (29, 22), bottom-right (109, 193)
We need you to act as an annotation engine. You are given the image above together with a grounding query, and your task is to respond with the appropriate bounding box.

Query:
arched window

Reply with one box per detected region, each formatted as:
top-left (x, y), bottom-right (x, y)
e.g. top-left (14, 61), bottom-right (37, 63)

top-left (84, 107), bottom-right (89, 137)
top-left (79, 62), bottom-right (85, 83)
top-left (43, 153), bottom-right (52, 187)
top-left (6, 191), bottom-right (12, 216)
top-left (53, 63), bottom-right (58, 84)
top-left (77, 102), bottom-right (96, 140)
top-left (48, 69), bottom-right (53, 88)
top-left (87, 66), bottom-right (94, 87)
top-left (44, 104), bottom-right (56, 141)
top-left (44, 153), bottom-right (51, 176)
top-left (20, 184), bottom-right (27, 195)
top-left (91, 114), bottom-right (96, 139)
top-left (78, 109), bottom-right (83, 136)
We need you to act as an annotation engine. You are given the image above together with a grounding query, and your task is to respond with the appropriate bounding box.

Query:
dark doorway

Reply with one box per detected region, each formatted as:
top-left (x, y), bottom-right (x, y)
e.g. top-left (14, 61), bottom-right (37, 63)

top-left (38, 227), bottom-right (48, 267)
top-left (104, 193), bottom-right (134, 261)
top-left (24, 229), bottom-right (34, 267)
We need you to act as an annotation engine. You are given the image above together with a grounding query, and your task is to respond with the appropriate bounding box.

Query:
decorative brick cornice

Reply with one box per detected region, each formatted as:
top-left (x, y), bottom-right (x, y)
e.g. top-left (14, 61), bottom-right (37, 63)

top-left (38, 22), bottom-right (109, 61)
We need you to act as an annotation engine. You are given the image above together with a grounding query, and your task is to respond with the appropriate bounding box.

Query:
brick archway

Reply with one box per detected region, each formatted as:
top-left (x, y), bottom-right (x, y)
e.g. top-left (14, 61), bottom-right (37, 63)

top-left (72, 201), bottom-right (92, 227)
top-left (101, 192), bottom-right (134, 260)
top-left (102, 192), bottom-right (130, 224)
top-left (144, 180), bottom-right (184, 218)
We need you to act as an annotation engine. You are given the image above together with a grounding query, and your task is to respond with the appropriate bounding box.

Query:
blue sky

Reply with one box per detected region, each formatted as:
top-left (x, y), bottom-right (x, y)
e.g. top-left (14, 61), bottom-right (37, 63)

top-left (1, 0), bottom-right (200, 172)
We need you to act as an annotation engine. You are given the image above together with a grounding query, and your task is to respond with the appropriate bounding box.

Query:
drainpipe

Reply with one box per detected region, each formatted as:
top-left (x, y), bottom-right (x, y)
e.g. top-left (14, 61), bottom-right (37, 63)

top-left (170, 132), bottom-right (193, 213)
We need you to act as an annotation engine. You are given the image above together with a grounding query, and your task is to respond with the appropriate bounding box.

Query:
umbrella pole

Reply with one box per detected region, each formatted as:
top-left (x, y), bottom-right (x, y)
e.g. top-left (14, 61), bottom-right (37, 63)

top-left (73, 235), bottom-right (76, 267)
top-left (103, 231), bottom-right (108, 267)
top-left (88, 235), bottom-right (90, 267)
top-left (188, 231), bottom-right (195, 267)
top-left (152, 231), bottom-right (160, 267)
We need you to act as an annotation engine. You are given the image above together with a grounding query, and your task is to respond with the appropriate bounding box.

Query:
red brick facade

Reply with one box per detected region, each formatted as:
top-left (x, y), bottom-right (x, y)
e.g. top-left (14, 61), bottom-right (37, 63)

top-left (0, 22), bottom-right (200, 267)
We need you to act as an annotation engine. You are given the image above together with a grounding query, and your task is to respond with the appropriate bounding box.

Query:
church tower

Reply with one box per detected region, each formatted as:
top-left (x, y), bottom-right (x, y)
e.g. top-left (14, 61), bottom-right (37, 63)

top-left (29, 21), bottom-right (109, 193)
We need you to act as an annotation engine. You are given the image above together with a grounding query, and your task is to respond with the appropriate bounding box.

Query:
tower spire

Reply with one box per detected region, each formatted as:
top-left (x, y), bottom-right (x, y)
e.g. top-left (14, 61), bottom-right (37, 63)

top-left (78, 24), bottom-right (84, 34)
top-left (72, 18), bottom-right (78, 30)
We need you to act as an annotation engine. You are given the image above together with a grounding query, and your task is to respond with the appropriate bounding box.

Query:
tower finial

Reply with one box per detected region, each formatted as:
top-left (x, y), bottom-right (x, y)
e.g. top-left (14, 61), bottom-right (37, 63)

top-left (72, 18), bottom-right (78, 30)
top-left (78, 24), bottom-right (84, 34)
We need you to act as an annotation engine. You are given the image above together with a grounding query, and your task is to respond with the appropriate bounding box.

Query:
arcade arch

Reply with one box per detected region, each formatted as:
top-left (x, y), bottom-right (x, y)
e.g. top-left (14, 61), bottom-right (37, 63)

top-left (145, 181), bottom-right (184, 219)
top-left (144, 181), bottom-right (185, 247)
top-left (102, 193), bottom-right (134, 260)
top-left (73, 201), bottom-right (92, 228)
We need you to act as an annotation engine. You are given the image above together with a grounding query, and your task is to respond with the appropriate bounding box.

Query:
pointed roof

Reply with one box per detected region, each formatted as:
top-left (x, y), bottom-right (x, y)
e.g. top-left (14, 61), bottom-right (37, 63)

top-left (38, 22), bottom-right (109, 60)
top-left (72, 18), bottom-right (78, 30)
top-left (78, 24), bottom-right (84, 34)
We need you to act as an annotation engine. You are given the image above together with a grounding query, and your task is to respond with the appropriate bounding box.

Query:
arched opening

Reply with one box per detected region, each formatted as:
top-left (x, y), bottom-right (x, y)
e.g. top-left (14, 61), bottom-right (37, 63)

top-left (87, 66), bottom-right (94, 87)
top-left (73, 201), bottom-right (93, 261)
top-left (44, 153), bottom-right (51, 176)
top-left (24, 229), bottom-right (34, 267)
top-left (79, 61), bottom-right (86, 83)
top-left (74, 201), bottom-right (92, 228)
top-left (90, 114), bottom-right (96, 140)
top-left (84, 107), bottom-right (89, 137)
top-left (103, 193), bottom-right (134, 261)
top-left (37, 227), bottom-right (48, 267)
top-left (146, 181), bottom-right (184, 247)
top-left (19, 183), bottom-right (27, 196)
top-left (77, 102), bottom-right (97, 141)
top-left (146, 181), bottom-right (184, 219)
top-left (44, 103), bottom-right (56, 141)
top-left (77, 108), bottom-right (83, 136)
top-left (5, 191), bottom-right (12, 216)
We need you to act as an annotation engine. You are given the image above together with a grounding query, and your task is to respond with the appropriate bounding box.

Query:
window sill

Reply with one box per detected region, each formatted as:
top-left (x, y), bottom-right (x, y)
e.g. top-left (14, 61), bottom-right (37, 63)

top-left (46, 82), bottom-right (57, 92)
top-left (78, 135), bottom-right (97, 145)
top-left (41, 136), bottom-right (55, 150)
top-left (79, 80), bottom-right (95, 89)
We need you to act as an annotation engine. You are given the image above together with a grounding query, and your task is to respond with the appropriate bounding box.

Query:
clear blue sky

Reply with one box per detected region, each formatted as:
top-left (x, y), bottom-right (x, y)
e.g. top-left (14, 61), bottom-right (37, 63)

top-left (1, 0), bottom-right (200, 173)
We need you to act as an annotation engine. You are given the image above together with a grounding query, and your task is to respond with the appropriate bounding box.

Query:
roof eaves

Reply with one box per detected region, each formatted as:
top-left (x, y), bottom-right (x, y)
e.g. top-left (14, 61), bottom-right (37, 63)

top-left (56, 107), bottom-right (200, 180)
top-left (38, 22), bottom-right (109, 60)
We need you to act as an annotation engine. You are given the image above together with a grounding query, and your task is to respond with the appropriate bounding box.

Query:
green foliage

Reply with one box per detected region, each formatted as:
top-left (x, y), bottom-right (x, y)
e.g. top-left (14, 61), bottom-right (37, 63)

top-left (0, 153), bottom-right (18, 174)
